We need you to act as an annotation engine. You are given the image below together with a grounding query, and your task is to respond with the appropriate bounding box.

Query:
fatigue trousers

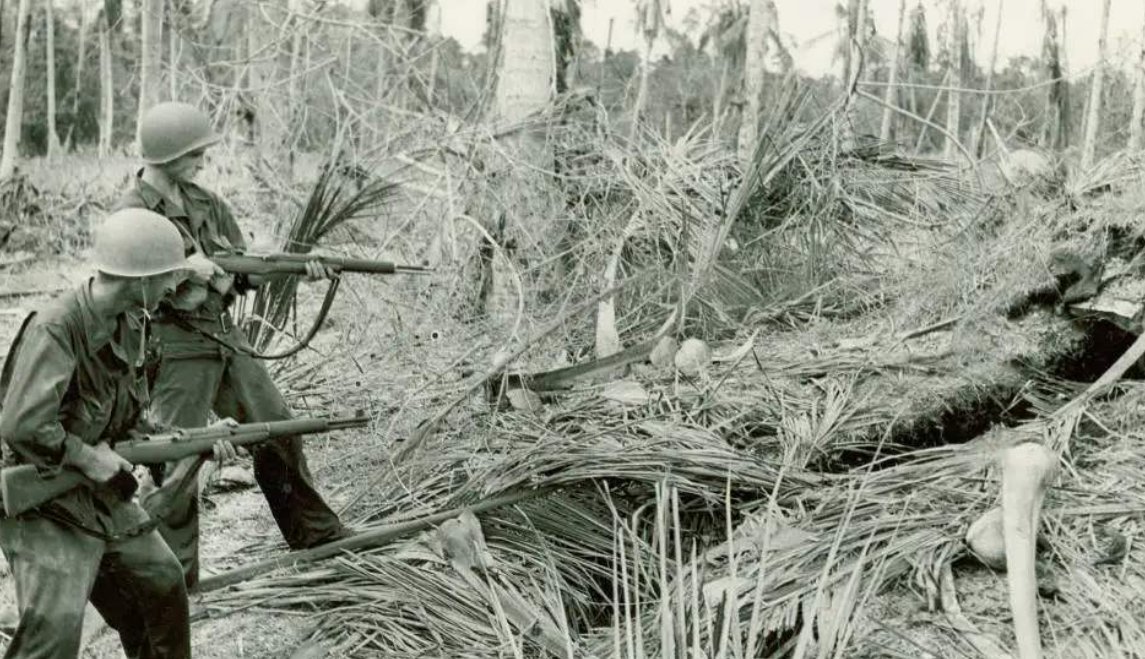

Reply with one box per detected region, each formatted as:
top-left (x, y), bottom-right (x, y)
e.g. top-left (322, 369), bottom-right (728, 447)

top-left (146, 322), bottom-right (347, 589)
top-left (0, 514), bottom-right (189, 659)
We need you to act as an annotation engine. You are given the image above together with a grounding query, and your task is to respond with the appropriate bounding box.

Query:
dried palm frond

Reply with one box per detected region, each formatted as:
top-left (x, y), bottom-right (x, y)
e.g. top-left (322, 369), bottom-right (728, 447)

top-left (242, 161), bottom-right (398, 352)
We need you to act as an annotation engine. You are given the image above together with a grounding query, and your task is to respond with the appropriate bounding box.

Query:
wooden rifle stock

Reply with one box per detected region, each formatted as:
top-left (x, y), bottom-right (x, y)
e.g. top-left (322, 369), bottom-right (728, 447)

top-left (210, 253), bottom-right (429, 277)
top-left (0, 415), bottom-right (368, 517)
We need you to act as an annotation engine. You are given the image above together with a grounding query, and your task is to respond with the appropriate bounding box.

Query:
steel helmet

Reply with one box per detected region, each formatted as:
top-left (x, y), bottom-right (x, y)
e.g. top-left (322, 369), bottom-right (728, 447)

top-left (139, 102), bottom-right (221, 165)
top-left (93, 209), bottom-right (191, 278)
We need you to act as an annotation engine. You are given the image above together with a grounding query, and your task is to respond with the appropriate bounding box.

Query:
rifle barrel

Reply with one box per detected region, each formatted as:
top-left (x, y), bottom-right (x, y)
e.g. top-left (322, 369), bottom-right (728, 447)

top-left (212, 253), bottom-right (429, 276)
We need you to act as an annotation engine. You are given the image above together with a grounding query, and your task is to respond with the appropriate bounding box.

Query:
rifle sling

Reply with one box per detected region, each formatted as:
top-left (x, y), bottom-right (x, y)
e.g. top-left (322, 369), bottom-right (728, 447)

top-left (170, 277), bottom-right (341, 361)
top-left (33, 503), bottom-right (160, 543)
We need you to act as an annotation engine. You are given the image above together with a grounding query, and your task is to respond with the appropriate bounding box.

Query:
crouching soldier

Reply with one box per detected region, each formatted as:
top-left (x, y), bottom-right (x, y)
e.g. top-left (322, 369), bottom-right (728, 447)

top-left (115, 101), bottom-right (349, 590)
top-left (0, 209), bottom-right (194, 658)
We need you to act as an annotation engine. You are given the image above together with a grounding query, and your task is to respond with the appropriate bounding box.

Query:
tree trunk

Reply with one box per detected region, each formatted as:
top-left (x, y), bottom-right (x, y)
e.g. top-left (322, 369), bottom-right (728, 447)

top-left (487, 0), bottom-right (554, 330)
top-left (971, 0), bottom-right (1003, 157)
top-left (879, 0), bottom-right (907, 143)
top-left (45, 0), bottom-right (62, 158)
top-left (737, 0), bottom-right (776, 165)
top-left (426, 0), bottom-right (442, 105)
top-left (630, 0), bottom-right (661, 141)
top-left (943, 0), bottom-right (963, 161)
top-left (0, 0), bottom-right (32, 180)
top-left (139, 0), bottom-right (163, 136)
top-left (168, 0), bottom-right (179, 100)
top-left (1057, 7), bottom-right (1070, 148)
top-left (98, 12), bottom-right (114, 157)
top-left (1129, 4), bottom-right (1145, 150)
top-left (66, 3), bottom-right (89, 149)
top-left (1081, 0), bottom-right (1111, 170)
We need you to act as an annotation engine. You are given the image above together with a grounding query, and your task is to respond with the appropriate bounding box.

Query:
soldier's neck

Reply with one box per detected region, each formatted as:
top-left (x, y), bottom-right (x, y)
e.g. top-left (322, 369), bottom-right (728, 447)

top-left (141, 166), bottom-right (182, 204)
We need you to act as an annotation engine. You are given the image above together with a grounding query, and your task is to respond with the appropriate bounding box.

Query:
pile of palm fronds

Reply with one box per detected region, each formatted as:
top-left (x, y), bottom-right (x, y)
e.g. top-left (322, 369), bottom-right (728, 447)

top-left (192, 86), bottom-right (1145, 659)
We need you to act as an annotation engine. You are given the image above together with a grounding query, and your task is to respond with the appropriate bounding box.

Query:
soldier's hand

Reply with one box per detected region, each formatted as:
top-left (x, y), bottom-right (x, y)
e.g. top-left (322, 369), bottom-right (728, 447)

top-left (304, 260), bottom-right (338, 281)
top-left (208, 418), bottom-right (240, 464)
top-left (186, 252), bottom-right (224, 283)
top-left (75, 442), bottom-right (134, 485)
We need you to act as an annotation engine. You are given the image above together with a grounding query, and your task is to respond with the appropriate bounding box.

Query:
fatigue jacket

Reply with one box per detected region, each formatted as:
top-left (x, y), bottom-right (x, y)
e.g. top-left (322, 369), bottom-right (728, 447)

top-left (0, 281), bottom-right (156, 535)
top-left (114, 171), bottom-right (254, 342)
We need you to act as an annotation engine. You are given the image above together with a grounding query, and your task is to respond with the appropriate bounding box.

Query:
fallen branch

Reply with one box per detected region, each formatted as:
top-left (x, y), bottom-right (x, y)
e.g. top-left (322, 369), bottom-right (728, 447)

top-left (195, 485), bottom-right (555, 594)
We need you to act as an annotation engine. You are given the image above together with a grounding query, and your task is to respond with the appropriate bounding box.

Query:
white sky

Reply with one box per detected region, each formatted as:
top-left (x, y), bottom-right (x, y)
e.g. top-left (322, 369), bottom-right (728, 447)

top-left (436, 0), bottom-right (1145, 78)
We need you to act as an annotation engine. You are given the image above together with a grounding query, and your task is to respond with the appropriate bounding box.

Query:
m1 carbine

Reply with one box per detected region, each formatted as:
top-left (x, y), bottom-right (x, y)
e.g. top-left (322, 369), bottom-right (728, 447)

top-left (210, 252), bottom-right (429, 277)
top-left (0, 414), bottom-right (369, 517)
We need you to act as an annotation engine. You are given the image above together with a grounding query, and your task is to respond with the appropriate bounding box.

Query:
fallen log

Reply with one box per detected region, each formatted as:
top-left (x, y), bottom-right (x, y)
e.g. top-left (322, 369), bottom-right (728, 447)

top-left (195, 486), bottom-right (555, 594)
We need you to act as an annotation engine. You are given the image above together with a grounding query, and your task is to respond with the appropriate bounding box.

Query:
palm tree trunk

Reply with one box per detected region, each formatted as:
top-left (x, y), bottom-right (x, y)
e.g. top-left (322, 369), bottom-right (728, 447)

top-left (45, 0), bottom-right (62, 158)
top-left (737, 0), bottom-right (775, 165)
top-left (1081, 0), bottom-right (1111, 170)
top-left (487, 0), bottom-right (553, 328)
top-left (943, 0), bottom-right (963, 160)
top-left (98, 12), bottom-right (114, 157)
top-left (879, 0), bottom-right (907, 143)
top-left (0, 0), bottom-right (32, 180)
top-left (972, 0), bottom-right (1003, 157)
top-left (139, 0), bottom-right (164, 127)
top-left (65, 2), bottom-right (87, 149)
top-left (631, 0), bottom-right (661, 140)
top-left (1129, 3), bottom-right (1145, 150)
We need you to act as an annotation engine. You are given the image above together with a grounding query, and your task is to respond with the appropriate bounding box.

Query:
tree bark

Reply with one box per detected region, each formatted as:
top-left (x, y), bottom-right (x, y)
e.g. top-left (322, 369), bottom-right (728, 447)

top-left (1081, 0), bottom-right (1111, 170)
top-left (971, 0), bottom-right (1003, 157)
top-left (0, 0), bottom-right (32, 180)
top-left (1130, 3), bottom-right (1145, 150)
top-left (630, 0), bottom-right (661, 141)
top-left (737, 0), bottom-right (776, 165)
top-left (98, 11), bottom-right (114, 157)
top-left (879, 0), bottom-right (907, 143)
top-left (66, 3), bottom-right (89, 149)
top-left (45, 0), bottom-right (62, 158)
top-left (168, 0), bottom-right (179, 100)
top-left (139, 0), bottom-right (164, 138)
top-left (487, 0), bottom-right (554, 330)
top-left (943, 0), bottom-right (963, 160)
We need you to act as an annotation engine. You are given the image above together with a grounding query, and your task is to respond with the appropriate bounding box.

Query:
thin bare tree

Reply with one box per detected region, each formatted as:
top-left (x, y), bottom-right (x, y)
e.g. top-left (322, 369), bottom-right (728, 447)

top-left (943, 0), bottom-right (965, 160)
top-left (972, 0), bottom-right (1003, 157)
top-left (631, 0), bottom-right (664, 140)
top-left (65, 2), bottom-right (90, 149)
top-left (0, 0), bottom-right (32, 180)
top-left (879, 0), bottom-right (907, 143)
top-left (737, 0), bottom-right (777, 164)
top-left (1081, 0), bottom-right (1111, 170)
top-left (45, 0), bottom-right (62, 157)
top-left (1130, 3), bottom-right (1145, 150)
top-left (139, 0), bottom-right (164, 135)
top-left (98, 6), bottom-right (115, 157)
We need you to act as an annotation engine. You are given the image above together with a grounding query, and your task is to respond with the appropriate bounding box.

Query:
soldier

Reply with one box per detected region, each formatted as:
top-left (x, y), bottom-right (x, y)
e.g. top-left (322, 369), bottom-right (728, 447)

top-left (0, 209), bottom-right (194, 658)
top-left (115, 102), bottom-right (349, 590)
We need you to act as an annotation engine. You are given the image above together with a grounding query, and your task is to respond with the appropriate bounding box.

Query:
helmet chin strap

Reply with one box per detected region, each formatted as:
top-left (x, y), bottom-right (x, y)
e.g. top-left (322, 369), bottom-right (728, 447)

top-left (135, 280), bottom-right (153, 368)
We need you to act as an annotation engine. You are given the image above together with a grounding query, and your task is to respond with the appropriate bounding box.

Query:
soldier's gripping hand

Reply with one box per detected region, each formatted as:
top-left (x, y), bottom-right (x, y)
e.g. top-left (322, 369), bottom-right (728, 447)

top-left (304, 259), bottom-right (339, 281)
top-left (186, 252), bottom-right (225, 283)
top-left (209, 417), bottom-right (240, 464)
top-left (68, 442), bottom-right (134, 484)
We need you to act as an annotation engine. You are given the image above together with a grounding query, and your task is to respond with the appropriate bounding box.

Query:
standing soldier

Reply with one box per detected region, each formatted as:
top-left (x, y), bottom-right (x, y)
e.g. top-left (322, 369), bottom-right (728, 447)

top-left (115, 102), bottom-right (349, 589)
top-left (0, 209), bottom-right (193, 658)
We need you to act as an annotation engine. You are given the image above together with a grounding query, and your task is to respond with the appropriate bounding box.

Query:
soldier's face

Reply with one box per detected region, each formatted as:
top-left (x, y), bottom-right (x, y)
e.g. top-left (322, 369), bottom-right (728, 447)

top-left (139, 271), bottom-right (187, 312)
top-left (163, 149), bottom-right (207, 182)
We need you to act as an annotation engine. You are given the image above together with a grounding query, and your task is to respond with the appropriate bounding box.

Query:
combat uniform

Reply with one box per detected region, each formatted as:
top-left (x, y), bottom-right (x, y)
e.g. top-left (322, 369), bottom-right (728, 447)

top-left (0, 281), bottom-right (189, 659)
top-left (115, 173), bottom-right (347, 589)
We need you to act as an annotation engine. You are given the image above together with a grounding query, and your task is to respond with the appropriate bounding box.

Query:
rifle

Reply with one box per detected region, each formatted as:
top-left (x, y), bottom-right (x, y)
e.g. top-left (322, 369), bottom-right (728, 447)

top-left (0, 414), bottom-right (369, 517)
top-left (211, 252), bottom-right (429, 277)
